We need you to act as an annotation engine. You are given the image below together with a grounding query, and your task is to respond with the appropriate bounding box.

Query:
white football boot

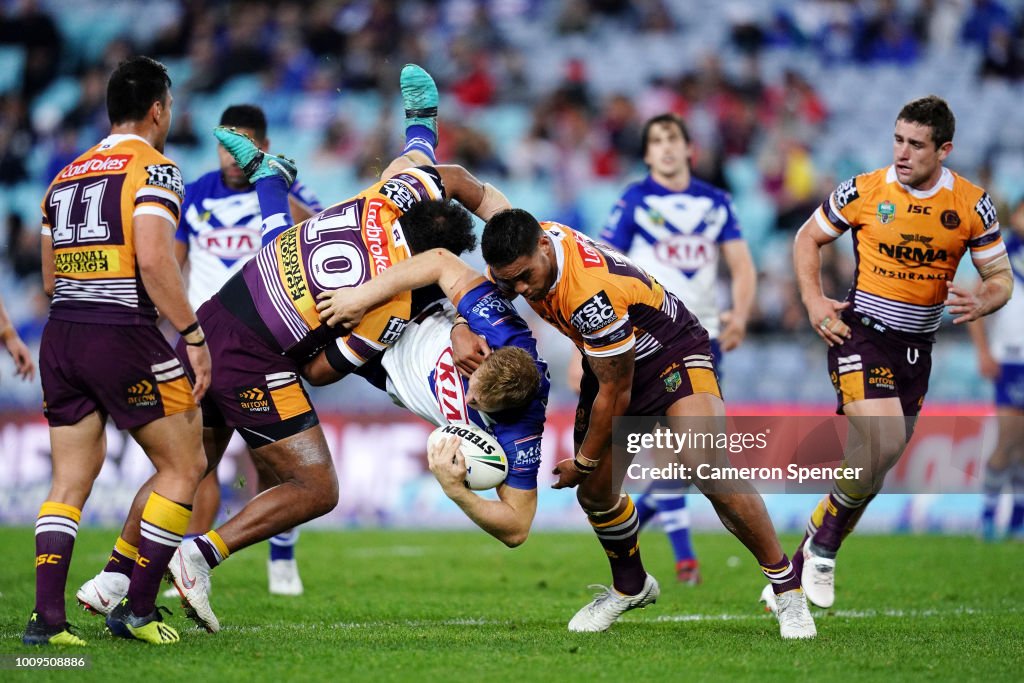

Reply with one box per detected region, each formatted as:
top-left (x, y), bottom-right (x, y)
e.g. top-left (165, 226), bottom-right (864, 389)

top-left (567, 573), bottom-right (660, 632)
top-left (166, 542), bottom-right (220, 632)
top-left (801, 544), bottom-right (836, 608)
top-left (76, 571), bottom-right (129, 616)
top-left (759, 583), bottom-right (778, 614)
top-left (268, 559), bottom-right (304, 596)
top-left (774, 589), bottom-right (817, 639)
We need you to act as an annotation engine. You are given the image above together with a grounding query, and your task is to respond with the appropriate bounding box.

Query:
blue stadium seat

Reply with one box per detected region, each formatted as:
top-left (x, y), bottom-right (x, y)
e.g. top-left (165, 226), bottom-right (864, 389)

top-left (0, 46), bottom-right (25, 95)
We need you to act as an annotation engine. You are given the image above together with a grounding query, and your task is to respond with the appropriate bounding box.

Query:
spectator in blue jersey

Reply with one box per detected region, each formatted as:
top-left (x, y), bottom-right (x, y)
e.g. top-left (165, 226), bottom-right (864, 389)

top-left (597, 113), bottom-right (756, 585)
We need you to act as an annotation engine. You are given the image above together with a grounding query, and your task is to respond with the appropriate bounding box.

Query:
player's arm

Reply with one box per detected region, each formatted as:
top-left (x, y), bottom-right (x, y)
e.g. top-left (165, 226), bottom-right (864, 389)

top-left (794, 216), bottom-right (850, 346)
top-left (0, 292), bottom-right (34, 381)
top-left (718, 239), bottom-right (756, 352)
top-left (947, 254), bottom-right (1013, 324)
top-left (317, 249), bottom-right (482, 328)
top-left (428, 436), bottom-right (537, 547)
top-left (41, 233), bottom-right (55, 297)
top-left (135, 213), bottom-right (211, 400)
top-left (174, 237), bottom-right (188, 268)
top-left (554, 347), bottom-right (635, 489)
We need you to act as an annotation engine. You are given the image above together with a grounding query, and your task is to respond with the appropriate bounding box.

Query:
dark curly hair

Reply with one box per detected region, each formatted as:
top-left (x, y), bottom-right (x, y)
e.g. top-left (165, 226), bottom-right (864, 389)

top-left (400, 198), bottom-right (477, 256)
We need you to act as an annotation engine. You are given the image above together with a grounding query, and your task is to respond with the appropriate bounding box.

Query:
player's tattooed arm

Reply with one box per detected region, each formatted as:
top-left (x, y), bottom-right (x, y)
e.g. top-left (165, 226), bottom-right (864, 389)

top-left (552, 348), bottom-right (635, 489)
top-left (316, 249), bottom-right (483, 328)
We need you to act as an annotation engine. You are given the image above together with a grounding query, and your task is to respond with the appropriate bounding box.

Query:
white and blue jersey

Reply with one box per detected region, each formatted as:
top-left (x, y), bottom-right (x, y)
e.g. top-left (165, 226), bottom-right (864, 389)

top-left (990, 231), bottom-right (1024, 407)
top-left (380, 281), bottom-right (548, 490)
top-left (600, 176), bottom-right (742, 338)
top-left (175, 170), bottom-right (322, 307)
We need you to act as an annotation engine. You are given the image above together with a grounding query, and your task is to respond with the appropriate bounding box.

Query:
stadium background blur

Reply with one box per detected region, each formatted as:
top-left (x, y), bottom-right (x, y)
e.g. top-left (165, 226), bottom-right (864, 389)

top-left (2, 0), bottom-right (1022, 534)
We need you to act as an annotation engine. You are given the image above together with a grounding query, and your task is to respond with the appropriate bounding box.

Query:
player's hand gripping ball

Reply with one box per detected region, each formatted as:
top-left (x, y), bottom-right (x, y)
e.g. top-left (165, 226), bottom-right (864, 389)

top-left (427, 424), bottom-right (508, 490)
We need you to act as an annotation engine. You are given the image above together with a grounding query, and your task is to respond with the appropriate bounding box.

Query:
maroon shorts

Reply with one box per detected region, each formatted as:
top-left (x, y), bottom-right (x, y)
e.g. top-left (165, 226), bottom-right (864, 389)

top-left (40, 319), bottom-right (196, 429)
top-left (179, 296), bottom-right (317, 447)
top-left (574, 341), bottom-right (721, 444)
top-left (827, 311), bottom-right (933, 416)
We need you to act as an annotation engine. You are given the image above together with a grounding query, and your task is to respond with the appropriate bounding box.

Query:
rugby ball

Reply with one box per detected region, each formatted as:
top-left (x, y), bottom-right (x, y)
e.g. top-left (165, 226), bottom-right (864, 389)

top-left (427, 424), bottom-right (508, 490)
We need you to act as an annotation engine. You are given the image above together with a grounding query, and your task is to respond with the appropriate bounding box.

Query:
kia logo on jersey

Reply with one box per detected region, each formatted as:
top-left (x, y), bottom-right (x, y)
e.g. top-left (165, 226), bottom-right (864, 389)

top-left (654, 233), bottom-right (716, 271)
top-left (197, 227), bottom-right (260, 259)
top-left (433, 348), bottom-right (469, 423)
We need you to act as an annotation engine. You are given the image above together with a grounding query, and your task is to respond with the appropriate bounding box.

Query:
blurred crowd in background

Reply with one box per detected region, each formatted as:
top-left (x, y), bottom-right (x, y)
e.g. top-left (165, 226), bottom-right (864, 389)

top-left (3, 0), bottom-right (1024, 408)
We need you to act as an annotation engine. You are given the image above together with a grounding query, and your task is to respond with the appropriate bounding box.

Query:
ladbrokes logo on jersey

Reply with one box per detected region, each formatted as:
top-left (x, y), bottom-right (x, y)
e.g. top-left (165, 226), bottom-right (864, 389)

top-left (127, 380), bottom-right (158, 408)
top-left (59, 155), bottom-right (130, 180)
top-left (570, 291), bottom-right (616, 335)
top-left (237, 387), bottom-right (270, 412)
top-left (879, 233), bottom-right (948, 268)
top-left (364, 199), bottom-right (394, 274)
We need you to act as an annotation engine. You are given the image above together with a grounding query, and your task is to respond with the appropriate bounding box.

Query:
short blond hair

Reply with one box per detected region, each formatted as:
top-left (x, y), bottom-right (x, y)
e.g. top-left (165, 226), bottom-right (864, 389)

top-left (474, 346), bottom-right (540, 411)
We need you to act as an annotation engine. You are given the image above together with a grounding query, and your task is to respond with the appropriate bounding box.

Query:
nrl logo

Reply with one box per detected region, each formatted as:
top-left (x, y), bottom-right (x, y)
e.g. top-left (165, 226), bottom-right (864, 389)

top-left (876, 200), bottom-right (896, 224)
top-left (662, 370), bottom-right (682, 393)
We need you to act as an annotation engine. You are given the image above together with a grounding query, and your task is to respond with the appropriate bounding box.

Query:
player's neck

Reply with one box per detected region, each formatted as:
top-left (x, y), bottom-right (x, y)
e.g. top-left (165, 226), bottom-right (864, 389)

top-left (904, 165), bottom-right (945, 193)
top-left (651, 168), bottom-right (690, 192)
top-left (109, 122), bottom-right (161, 152)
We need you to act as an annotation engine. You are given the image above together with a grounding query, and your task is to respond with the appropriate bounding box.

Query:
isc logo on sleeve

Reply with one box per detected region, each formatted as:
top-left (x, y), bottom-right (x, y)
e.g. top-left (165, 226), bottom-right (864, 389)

top-left (570, 291), bottom-right (617, 335)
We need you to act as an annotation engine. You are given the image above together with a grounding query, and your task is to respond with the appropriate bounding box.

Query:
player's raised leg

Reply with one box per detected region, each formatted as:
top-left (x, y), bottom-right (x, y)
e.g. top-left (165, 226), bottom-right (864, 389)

top-left (213, 126), bottom-right (296, 244)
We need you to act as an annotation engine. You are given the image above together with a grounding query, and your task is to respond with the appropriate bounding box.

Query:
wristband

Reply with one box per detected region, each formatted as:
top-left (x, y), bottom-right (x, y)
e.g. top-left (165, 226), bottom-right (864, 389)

top-left (0, 324), bottom-right (13, 343)
top-left (573, 456), bottom-right (598, 474)
top-left (179, 321), bottom-right (200, 337)
top-left (182, 324), bottom-right (205, 346)
top-left (450, 320), bottom-right (471, 334)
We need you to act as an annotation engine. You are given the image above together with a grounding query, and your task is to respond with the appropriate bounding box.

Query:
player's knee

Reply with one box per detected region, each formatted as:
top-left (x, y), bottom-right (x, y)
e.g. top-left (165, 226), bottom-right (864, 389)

top-left (576, 488), bottom-right (616, 515)
top-left (298, 465), bottom-right (338, 516)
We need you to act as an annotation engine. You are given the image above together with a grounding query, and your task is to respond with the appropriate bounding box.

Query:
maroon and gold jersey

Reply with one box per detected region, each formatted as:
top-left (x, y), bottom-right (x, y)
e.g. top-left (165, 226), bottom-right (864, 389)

top-left (237, 166), bottom-right (445, 362)
top-left (41, 134), bottom-right (185, 325)
top-left (508, 223), bottom-right (705, 363)
top-left (815, 166), bottom-right (1005, 335)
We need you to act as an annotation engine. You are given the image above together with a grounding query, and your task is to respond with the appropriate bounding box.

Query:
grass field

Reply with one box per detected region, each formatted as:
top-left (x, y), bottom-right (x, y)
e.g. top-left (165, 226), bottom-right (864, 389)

top-left (1, 527), bottom-right (1022, 681)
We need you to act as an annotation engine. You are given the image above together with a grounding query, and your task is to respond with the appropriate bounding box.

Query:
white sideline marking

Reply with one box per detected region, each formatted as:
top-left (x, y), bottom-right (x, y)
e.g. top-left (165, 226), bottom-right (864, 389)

top-left (636, 605), bottom-right (1021, 623)
top-left (207, 606), bottom-right (1021, 634)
